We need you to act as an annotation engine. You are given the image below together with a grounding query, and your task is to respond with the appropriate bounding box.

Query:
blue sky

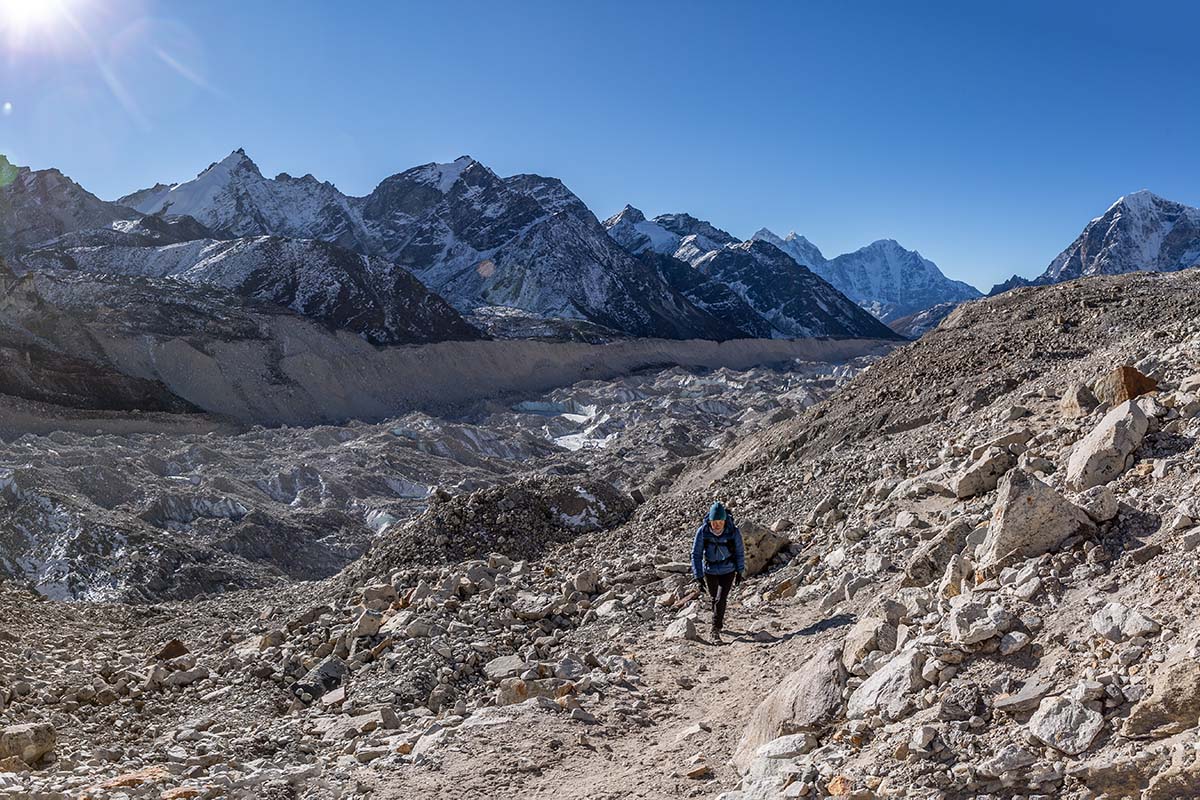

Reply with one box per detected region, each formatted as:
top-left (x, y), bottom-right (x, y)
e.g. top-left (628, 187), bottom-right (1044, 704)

top-left (2, 0), bottom-right (1199, 289)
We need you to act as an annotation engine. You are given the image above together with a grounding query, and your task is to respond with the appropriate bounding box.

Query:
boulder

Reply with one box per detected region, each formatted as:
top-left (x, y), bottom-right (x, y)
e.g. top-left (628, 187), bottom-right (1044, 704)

top-left (993, 679), bottom-right (1051, 715)
top-left (902, 520), bottom-right (973, 587)
top-left (1093, 365), bottom-right (1157, 406)
top-left (1060, 383), bottom-right (1099, 418)
top-left (1028, 695), bottom-right (1104, 755)
top-left (951, 447), bottom-right (1016, 499)
top-left (511, 593), bottom-right (555, 621)
top-left (841, 616), bottom-right (897, 669)
top-left (846, 647), bottom-right (926, 722)
top-left (1125, 648), bottom-right (1200, 738)
top-left (732, 644), bottom-right (845, 771)
top-left (0, 723), bottom-right (55, 765)
top-left (1090, 602), bottom-right (1160, 643)
top-left (976, 469), bottom-right (1094, 574)
top-left (740, 520), bottom-right (790, 576)
top-left (1066, 400), bottom-right (1149, 491)
top-left (1075, 485), bottom-right (1118, 523)
top-left (292, 657), bottom-right (350, 700)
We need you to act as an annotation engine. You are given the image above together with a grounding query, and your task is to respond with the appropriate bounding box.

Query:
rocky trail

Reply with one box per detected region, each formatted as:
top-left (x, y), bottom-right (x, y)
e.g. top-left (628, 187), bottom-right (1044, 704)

top-left (3, 269), bottom-right (1200, 799)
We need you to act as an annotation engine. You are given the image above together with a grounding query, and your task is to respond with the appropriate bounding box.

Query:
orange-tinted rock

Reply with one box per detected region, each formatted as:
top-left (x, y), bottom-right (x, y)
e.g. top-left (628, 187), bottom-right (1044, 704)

top-left (827, 774), bottom-right (853, 796)
top-left (1094, 366), bottom-right (1157, 406)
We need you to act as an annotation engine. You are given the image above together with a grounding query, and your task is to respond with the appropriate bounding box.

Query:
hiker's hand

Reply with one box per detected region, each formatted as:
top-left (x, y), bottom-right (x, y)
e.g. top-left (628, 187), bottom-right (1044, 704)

top-left (696, 578), bottom-right (707, 595)
top-left (734, 571), bottom-right (744, 585)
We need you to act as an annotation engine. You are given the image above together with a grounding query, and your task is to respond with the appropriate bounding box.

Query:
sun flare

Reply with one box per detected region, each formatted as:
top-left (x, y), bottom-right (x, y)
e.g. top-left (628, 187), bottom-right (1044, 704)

top-left (0, 0), bottom-right (82, 47)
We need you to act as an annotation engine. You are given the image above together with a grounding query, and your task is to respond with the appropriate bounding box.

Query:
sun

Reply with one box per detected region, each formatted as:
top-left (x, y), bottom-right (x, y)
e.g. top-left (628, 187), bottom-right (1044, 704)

top-left (0, 0), bottom-right (82, 47)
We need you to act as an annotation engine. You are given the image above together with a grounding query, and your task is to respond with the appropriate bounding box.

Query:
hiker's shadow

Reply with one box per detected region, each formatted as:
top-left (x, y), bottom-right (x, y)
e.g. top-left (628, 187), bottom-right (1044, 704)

top-left (727, 613), bottom-right (854, 645)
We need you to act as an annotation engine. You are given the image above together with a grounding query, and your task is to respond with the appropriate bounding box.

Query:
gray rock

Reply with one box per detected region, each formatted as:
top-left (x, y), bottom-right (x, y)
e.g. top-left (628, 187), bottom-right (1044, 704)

top-left (948, 597), bottom-right (1007, 645)
top-left (978, 744), bottom-right (1038, 778)
top-left (484, 654), bottom-right (526, 682)
top-left (1091, 602), bottom-right (1160, 643)
top-left (847, 647), bottom-right (926, 722)
top-left (1028, 695), bottom-right (1104, 755)
top-left (1066, 400), bottom-right (1149, 491)
top-left (732, 644), bottom-right (846, 771)
top-left (977, 469), bottom-right (1095, 574)
top-left (993, 679), bottom-right (1052, 714)
top-left (1075, 485), bottom-right (1119, 523)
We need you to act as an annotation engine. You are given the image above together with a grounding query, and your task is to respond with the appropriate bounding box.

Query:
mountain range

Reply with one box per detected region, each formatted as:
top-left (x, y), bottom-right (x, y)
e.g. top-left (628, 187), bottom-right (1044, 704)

top-left (5, 148), bottom-right (1197, 346)
top-left (1, 151), bottom-right (901, 344)
top-left (602, 206), bottom-right (981, 324)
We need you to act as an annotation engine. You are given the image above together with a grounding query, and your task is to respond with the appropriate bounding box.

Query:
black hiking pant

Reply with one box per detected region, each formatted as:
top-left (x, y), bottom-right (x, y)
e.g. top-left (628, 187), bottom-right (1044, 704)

top-left (704, 571), bottom-right (736, 632)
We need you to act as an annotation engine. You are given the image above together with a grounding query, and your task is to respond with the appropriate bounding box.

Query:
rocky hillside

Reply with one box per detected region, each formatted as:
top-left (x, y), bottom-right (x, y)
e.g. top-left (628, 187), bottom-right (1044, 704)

top-left (991, 190), bottom-right (1200, 295)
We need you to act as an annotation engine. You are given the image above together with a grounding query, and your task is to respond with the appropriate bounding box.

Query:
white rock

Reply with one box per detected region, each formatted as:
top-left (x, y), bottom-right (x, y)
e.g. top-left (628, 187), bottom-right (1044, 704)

top-left (847, 647), bottom-right (926, 722)
top-left (1091, 602), bottom-right (1161, 643)
top-left (665, 617), bottom-right (698, 641)
top-left (1066, 401), bottom-right (1149, 491)
top-left (1028, 695), bottom-right (1104, 755)
top-left (977, 469), bottom-right (1094, 574)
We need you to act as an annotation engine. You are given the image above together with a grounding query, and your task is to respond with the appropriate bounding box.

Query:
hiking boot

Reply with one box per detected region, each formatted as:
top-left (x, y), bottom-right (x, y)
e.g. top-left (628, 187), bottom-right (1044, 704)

top-left (710, 626), bottom-right (723, 644)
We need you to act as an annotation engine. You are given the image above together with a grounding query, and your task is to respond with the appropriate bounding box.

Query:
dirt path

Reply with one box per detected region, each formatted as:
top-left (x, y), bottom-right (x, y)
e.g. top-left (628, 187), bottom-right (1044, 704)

top-left (363, 581), bottom-right (853, 800)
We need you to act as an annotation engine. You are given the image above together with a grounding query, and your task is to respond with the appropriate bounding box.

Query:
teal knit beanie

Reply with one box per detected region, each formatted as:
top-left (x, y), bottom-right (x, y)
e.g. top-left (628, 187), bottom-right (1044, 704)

top-left (708, 502), bottom-right (727, 521)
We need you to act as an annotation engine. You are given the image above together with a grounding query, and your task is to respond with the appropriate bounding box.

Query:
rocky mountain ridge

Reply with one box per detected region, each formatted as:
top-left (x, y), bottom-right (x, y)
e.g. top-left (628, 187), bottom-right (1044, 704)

top-left (0, 151), bottom-right (899, 343)
top-left (604, 206), bottom-right (980, 325)
top-left (990, 190), bottom-right (1200, 295)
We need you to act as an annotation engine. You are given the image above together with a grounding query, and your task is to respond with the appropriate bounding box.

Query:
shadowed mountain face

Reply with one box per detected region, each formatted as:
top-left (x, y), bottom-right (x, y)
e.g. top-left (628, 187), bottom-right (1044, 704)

top-left (20, 235), bottom-right (482, 346)
top-left (691, 240), bottom-right (902, 339)
top-left (0, 156), bottom-right (139, 255)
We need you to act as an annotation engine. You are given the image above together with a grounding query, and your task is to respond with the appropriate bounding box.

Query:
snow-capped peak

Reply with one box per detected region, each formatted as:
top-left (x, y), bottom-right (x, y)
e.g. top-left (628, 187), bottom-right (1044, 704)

top-left (408, 156), bottom-right (478, 193)
top-left (1040, 190), bottom-right (1200, 283)
top-left (750, 228), bottom-right (826, 268)
top-left (1111, 189), bottom-right (1164, 211)
top-left (606, 205), bottom-right (647, 225)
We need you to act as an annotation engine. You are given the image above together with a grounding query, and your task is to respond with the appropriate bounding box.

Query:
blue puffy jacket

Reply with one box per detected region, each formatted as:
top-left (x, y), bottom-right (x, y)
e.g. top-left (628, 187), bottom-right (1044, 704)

top-left (691, 515), bottom-right (746, 578)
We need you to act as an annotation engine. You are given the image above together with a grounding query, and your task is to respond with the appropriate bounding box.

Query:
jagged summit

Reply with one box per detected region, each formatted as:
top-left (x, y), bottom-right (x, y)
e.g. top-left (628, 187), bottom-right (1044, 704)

top-left (748, 229), bottom-right (979, 322)
top-left (1038, 190), bottom-right (1200, 284)
top-left (603, 204), bottom-right (647, 226)
top-left (752, 228), bottom-right (828, 269)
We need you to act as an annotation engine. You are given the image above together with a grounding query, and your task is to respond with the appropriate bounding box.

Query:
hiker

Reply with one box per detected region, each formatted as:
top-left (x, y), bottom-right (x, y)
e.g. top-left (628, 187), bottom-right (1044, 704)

top-left (691, 501), bottom-right (745, 643)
